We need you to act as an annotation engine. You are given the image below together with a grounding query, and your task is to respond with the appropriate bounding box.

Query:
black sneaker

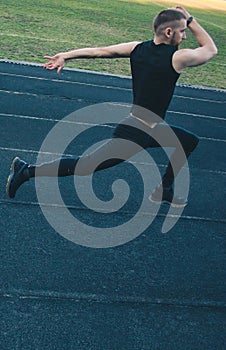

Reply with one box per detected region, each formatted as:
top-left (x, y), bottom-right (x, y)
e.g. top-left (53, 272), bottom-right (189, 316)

top-left (149, 185), bottom-right (188, 208)
top-left (6, 157), bottom-right (30, 198)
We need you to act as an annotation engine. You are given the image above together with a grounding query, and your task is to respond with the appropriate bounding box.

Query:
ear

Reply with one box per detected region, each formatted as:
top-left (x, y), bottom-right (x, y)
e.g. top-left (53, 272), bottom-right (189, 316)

top-left (164, 27), bottom-right (173, 38)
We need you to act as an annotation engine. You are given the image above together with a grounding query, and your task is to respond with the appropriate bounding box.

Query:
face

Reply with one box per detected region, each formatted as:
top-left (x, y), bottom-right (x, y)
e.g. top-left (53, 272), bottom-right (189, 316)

top-left (170, 19), bottom-right (187, 46)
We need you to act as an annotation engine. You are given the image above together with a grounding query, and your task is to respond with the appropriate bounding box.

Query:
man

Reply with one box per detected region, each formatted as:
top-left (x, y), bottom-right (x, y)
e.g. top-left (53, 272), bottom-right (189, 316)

top-left (6, 6), bottom-right (217, 207)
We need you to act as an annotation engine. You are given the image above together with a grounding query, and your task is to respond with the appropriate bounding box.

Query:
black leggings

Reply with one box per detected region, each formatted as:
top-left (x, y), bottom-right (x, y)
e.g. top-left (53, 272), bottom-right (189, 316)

top-left (33, 115), bottom-right (199, 188)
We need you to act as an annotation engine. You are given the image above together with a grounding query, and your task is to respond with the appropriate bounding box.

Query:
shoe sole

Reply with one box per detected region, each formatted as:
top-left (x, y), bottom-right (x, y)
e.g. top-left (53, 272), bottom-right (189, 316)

top-left (149, 196), bottom-right (188, 208)
top-left (6, 157), bottom-right (20, 198)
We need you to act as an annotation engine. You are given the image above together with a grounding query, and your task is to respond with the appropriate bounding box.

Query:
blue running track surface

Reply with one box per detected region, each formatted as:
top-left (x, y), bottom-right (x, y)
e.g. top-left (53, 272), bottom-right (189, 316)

top-left (0, 61), bottom-right (225, 350)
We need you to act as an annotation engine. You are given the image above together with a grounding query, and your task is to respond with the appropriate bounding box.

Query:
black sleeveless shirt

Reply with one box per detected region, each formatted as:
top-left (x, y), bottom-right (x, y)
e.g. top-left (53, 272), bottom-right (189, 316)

top-left (130, 40), bottom-right (180, 122)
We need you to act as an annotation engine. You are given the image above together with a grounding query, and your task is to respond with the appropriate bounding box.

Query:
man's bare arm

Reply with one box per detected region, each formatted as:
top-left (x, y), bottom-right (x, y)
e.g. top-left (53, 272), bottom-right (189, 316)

top-left (173, 6), bottom-right (218, 72)
top-left (43, 41), bottom-right (140, 74)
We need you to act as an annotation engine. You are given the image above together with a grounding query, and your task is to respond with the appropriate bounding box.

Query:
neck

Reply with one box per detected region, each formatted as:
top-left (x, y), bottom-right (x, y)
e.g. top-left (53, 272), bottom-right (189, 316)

top-left (153, 35), bottom-right (169, 45)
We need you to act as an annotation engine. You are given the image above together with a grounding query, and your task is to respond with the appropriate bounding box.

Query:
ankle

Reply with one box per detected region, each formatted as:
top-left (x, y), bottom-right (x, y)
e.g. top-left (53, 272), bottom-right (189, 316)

top-left (28, 165), bottom-right (35, 178)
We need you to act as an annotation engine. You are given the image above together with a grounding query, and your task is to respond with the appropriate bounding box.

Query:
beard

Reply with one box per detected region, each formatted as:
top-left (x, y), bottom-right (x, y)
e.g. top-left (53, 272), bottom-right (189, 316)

top-left (170, 32), bottom-right (178, 46)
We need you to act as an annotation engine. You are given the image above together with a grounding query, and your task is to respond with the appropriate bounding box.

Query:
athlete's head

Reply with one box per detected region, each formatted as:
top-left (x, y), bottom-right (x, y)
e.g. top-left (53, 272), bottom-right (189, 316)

top-left (153, 9), bottom-right (187, 46)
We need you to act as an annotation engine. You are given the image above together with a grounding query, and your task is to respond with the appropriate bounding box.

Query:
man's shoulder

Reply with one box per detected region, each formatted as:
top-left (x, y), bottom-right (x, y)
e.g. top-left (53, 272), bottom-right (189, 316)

top-left (131, 40), bottom-right (153, 54)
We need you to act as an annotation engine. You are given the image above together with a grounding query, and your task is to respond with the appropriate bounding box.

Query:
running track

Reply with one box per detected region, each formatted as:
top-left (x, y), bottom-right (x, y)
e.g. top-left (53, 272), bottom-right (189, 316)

top-left (0, 61), bottom-right (225, 350)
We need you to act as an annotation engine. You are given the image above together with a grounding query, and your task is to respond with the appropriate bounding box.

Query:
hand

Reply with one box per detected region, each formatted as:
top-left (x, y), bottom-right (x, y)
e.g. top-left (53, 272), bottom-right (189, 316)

top-left (175, 5), bottom-right (191, 20)
top-left (43, 53), bottom-right (65, 74)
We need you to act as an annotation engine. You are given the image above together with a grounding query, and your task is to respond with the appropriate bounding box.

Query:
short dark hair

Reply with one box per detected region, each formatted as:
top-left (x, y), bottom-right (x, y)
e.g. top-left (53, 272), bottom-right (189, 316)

top-left (153, 9), bottom-right (186, 35)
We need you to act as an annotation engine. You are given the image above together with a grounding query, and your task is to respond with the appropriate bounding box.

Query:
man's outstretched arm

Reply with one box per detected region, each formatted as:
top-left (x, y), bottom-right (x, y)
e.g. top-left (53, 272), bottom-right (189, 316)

top-left (173, 6), bottom-right (218, 72)
top-left (43, 41), bottom-right (140, 74)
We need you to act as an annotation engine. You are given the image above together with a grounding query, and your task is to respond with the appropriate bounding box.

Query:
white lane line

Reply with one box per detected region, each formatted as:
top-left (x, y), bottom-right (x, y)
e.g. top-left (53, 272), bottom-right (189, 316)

top-left (0, 72), bottom-right (225, 102)
top-left (167, 110), bottom-right (226, 121)
top-left (107, 104), bottom-right (226, 120)
top-left (0, 86), bottom-right (225, 105)
top-left (0, 198), bottom-right (225, 225)
top-left (3, 88), bottom-right (224, 108)
top-left (0, 146), bottom-right (72, 157)
top-left (199, 136), bottom-right (225, 142)
top-left (0, 72), bottom-right (131, 91)
top-left (0, 112), bottom-right (113, 128)
top-left (1, 112), bottom-right (226, 132)
top-left (0, 113), bottom-right (225, 142)
top-left (0, 90), bottom-right (54, 98)
top-left (0, 146), bottom-right (225, 176)
top-left (2, 288), bottom-right (225, 308)
top-left (173, 95), bottom-right (225, 104)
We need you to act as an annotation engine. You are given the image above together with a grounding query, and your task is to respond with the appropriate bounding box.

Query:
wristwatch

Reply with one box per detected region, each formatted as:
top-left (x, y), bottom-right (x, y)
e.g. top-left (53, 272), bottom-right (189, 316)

top-left (187, 16), bottom-right (193, 26)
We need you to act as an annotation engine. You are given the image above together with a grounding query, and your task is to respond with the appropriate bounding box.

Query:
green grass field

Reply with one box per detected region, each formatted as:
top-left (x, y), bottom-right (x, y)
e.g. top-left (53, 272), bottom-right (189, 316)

top-left (1, 0), bottom-right (225, 88)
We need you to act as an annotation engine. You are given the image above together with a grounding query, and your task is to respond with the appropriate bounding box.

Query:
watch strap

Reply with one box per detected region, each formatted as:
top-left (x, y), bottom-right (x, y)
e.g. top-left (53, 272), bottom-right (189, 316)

top-left (187, 16), bottom-right (193, 26)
